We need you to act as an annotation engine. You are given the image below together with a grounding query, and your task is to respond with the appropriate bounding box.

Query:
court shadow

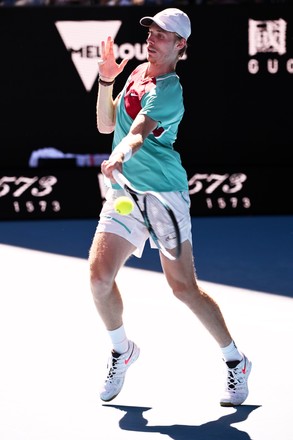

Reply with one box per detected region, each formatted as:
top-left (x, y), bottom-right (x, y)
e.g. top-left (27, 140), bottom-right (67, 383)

top-left (103, 404), bottom-right (261, 440)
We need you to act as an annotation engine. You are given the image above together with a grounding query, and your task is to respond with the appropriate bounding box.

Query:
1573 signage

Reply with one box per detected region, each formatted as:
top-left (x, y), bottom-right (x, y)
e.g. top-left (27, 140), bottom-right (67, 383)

top-left (0, 169), bottom-right (102, 220)
top-left (188, 166), bottom-right (292, 216)
top-left (0, 166), bottom-right (290, 219)
top-left (188, 171), bottom-right (252, 215)
top-left (0, 175), bottom-right (61, 215)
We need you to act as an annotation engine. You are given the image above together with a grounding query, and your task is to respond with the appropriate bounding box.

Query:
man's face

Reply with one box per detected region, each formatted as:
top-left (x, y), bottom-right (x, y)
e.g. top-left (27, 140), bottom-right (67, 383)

top-left (145, 23), bottom-right (180, 65)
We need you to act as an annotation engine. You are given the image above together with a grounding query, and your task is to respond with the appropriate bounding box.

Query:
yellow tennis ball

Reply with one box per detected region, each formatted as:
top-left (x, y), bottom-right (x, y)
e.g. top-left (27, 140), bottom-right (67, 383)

top-left (114, 196), bottom-right (134, 216)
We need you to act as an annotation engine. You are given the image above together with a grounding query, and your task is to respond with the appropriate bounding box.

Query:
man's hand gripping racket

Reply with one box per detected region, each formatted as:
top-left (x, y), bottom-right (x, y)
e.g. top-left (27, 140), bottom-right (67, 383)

top-left (112, 169), bottom-right (181, 261)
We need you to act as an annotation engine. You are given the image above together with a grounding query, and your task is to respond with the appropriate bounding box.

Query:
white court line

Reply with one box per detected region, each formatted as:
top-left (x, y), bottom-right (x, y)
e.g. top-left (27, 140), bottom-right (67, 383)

top-left (0, 244), bottom-right (292, 440)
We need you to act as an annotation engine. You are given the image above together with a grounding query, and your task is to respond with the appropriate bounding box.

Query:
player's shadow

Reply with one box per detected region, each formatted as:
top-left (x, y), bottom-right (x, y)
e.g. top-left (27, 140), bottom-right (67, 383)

top-left (103, 404), bottom-right (261, 440)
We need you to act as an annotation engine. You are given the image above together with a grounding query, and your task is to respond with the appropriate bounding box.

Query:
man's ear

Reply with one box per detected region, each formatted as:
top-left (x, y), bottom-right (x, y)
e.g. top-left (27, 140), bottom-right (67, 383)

top-left (176, 38), bottom-right (187, 50)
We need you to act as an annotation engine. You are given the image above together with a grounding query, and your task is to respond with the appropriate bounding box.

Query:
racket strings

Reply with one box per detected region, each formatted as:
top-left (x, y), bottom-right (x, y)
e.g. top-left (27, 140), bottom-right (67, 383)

top-left (144, 194), bottom-right (178, 248)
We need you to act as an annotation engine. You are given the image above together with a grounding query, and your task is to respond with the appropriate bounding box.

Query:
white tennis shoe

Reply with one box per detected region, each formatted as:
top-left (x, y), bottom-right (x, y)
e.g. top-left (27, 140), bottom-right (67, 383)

top-left (100, 341), bottom-right (140, 402)
top-left (220, 353), bottom-right (252, 406)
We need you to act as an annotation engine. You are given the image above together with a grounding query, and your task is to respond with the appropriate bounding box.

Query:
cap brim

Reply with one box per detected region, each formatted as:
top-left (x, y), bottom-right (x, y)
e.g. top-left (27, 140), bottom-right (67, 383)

top-left (140, 16), bottom-right (155, 27)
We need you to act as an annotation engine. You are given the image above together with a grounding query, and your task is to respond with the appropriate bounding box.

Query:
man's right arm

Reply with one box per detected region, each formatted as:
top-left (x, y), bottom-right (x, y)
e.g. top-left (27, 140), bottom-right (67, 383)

top-left (96, 80), bottom-right (119, 134)
top-left (96, 36), bottom-right (129, 133)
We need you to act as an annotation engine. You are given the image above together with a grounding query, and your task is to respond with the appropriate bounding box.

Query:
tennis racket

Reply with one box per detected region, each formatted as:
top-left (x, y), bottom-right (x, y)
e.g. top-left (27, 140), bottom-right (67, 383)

top-left (112, 169), bottom-right (181, 261)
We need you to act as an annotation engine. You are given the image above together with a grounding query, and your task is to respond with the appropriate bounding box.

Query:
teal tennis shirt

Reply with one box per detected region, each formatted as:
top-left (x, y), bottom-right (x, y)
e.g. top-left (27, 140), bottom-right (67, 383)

top-left (111, 62), bottom-right (189, 192)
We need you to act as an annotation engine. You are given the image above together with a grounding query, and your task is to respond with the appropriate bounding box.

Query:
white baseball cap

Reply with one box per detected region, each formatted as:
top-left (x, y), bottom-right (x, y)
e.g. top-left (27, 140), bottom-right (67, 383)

top-left (140, 8), bottom-right (191, 40)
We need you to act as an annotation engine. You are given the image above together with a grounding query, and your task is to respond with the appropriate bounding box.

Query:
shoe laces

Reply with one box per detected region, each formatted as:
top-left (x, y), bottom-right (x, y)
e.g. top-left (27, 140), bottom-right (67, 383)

top-left (226, 361), bottom-right (244, 390)
top-left (106, 351), bottom-right (124, 381)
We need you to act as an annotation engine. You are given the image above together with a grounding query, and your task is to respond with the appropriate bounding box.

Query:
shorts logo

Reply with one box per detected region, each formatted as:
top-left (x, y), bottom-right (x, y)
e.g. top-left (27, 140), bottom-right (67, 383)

top-left (55, 21), bottom-right (122, 91)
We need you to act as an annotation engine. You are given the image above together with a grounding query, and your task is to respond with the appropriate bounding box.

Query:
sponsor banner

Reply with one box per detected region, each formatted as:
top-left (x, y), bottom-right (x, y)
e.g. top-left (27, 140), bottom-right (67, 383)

top-left (0, 165), bottom-right (291, 219)
top-left (188, 166), bottom-right (292, 217)
top-left (0, 168), bottom-right (103, 220)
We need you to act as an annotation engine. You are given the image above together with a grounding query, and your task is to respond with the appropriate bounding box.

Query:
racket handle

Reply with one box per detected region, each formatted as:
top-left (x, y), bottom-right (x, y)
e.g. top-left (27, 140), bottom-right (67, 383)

top-left (112, 169), bottom-right (131, 189)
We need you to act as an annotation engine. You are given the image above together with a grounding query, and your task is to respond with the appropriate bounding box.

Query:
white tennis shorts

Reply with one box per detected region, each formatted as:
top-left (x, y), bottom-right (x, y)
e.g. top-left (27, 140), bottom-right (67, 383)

top-left (95, 187), bottom-right (193, 258)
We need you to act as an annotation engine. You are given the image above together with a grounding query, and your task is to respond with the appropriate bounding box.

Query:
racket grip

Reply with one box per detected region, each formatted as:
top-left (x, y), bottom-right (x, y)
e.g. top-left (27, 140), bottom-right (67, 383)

top-left (112, 169), bottom-right (130, 189)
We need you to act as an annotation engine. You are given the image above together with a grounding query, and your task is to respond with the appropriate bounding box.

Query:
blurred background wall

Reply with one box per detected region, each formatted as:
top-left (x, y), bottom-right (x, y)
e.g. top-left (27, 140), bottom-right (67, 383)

top-left (0, 3), bottom-right (292, 219)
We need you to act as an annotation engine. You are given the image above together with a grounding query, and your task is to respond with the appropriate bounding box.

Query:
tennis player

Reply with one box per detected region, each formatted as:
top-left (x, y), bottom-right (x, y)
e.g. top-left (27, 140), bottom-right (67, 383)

top-left (89, 8), bottom-right (252, 406)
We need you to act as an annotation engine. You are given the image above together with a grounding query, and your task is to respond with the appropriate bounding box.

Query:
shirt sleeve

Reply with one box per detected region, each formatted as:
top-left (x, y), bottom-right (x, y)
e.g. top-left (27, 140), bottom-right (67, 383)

top-left (139, 77), bottom-right (184, 127)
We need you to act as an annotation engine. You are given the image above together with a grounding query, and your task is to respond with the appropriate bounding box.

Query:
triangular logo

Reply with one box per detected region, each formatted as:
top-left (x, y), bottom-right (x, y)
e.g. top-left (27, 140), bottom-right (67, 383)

top-left (55, 21), bottom-right (122, 92)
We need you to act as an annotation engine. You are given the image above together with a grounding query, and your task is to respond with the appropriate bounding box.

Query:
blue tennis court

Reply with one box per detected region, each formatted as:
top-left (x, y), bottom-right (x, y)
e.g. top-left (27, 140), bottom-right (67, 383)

top-left (0, 215), bottom-right (292, 439)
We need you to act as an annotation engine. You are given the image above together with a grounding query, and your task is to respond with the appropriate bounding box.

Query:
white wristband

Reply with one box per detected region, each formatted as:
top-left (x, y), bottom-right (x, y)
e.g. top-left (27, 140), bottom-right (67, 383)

top-left (112, 142), bottom-right (132, 162)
